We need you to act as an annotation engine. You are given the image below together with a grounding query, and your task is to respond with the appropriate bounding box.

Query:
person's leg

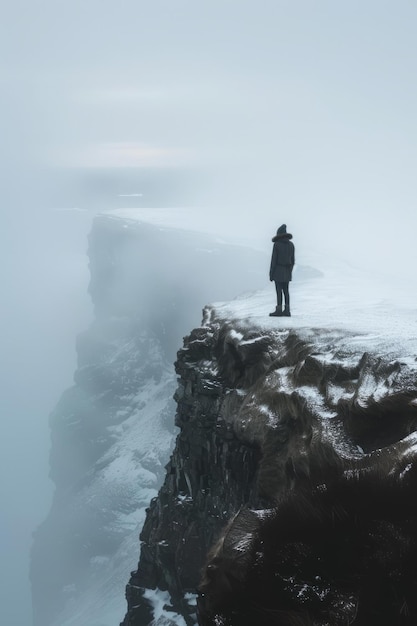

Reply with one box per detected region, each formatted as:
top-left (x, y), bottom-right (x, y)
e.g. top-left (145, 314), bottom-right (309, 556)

top-left (269, 281), bottom-right (283, 316)
top-left (282, 282), bottom-right (290, 316)
top-left (275, 281), bottom-right (283, 308)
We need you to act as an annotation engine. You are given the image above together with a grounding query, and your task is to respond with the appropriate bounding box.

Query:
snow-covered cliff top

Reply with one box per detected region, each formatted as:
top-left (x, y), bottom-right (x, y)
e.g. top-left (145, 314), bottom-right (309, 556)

top-left (104, 208), bottom-right (211, 232)
top-left (104, 209), bottom-right (417, 358)
top-left (101, 208), bottom-right (269, 250)
top-left (210, 256), bottom-right (417, 361)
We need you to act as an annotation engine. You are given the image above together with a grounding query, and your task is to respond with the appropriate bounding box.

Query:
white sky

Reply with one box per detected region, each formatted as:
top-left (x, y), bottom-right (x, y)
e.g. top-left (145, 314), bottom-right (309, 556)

top-left (2, 1), bottom-right (417, 268)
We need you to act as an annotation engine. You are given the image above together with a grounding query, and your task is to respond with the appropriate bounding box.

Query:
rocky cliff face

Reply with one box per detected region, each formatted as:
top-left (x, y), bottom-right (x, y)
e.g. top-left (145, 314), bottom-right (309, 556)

top-left (31, 212), bottom-right (417, 626)
top-left (121, 306), bottom-right (417, 625)
top-left (30, 214), bottom-right (269, 626)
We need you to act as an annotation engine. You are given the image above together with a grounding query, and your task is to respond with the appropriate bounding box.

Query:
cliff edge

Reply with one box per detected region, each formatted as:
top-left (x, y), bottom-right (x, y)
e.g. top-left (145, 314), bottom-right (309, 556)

top-left (122, 272), bottom-right (417, 625)
top-left (30, 213), bottom-right (269, 626)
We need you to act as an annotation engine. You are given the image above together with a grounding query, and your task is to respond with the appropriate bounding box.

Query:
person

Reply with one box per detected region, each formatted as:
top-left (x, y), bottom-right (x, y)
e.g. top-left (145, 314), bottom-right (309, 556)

top-left (269, 223), bottom-right (295, 317)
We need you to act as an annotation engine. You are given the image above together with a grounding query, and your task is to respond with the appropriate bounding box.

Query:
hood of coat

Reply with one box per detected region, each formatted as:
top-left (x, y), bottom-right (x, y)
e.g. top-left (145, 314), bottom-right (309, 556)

top-left (272, 233), bottom-right (293, 243)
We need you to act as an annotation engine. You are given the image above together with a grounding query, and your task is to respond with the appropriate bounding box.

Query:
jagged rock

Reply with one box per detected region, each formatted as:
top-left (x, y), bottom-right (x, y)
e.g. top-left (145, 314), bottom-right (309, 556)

top-left (31, 211), bottom-right (417, 626)
top-left (122, 306), bottom-right (417, 625)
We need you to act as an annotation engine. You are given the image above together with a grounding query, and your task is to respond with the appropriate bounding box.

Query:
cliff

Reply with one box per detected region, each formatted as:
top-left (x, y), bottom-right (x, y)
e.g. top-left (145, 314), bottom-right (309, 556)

top-left (30, 211), bottom-right (417, 626)
top-left (30, 213), bottom-right (269, 626)
top-left (121, 280), bottom-right (417, 625)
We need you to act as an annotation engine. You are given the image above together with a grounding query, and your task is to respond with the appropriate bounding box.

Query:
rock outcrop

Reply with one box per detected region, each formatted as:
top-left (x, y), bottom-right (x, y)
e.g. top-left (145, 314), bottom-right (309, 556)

top-left (31, 211), bottom-right (417, 626)
top-left (30, 214), bottom-right (268, 626)
top-left (121, 307), bottom-right (417, 625)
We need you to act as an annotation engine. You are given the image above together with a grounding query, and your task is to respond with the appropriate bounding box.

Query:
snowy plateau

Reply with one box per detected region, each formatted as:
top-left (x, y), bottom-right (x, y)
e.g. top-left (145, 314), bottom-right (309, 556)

top-left (31, 210), bottom-right (417, 626)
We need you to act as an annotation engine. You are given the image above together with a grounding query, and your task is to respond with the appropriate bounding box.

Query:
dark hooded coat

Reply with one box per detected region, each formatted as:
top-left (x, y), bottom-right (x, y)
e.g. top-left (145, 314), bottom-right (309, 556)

top-left (269, 232), bottom-right (295, 283)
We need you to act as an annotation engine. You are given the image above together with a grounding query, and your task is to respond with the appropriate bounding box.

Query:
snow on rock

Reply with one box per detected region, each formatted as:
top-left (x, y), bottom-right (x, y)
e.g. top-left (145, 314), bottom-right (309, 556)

top-left (30, 212), bottom-right (271, 626)
top-left (31, 209), bottom-right (417, 626)
top-left (211, 255), bottom-right (417, 360)
top-left (123, 255), bottom-right (417, 625)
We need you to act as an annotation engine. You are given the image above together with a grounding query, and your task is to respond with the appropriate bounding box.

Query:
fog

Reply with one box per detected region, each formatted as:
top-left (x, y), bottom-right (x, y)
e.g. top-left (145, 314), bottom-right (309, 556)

top-left (1, 1), bottom-right (417, 624)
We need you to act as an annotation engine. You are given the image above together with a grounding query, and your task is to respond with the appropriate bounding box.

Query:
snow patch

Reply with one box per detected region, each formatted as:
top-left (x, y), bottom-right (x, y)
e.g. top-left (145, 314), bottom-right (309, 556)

top-left (142, 588), bottom-right (187, 626)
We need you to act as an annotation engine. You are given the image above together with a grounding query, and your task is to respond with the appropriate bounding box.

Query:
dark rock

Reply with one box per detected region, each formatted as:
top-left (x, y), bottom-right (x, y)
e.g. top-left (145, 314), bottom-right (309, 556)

top-left (121, 317), bottom-right (417, 625)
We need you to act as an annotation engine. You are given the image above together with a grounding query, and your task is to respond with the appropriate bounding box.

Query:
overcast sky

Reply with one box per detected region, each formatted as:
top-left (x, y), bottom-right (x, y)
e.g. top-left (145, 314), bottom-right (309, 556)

top-left (1, 2), bottom-right (417, 624)
top-left (2, 1), bottom-right (417, 259)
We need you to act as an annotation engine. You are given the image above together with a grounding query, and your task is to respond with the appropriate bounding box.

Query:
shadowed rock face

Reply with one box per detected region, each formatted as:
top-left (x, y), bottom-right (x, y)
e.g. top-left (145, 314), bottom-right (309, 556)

top-left (31, 213), bottom-right (417, 626)
top-left (30, 215), bottom-right (270, 626)
top-left (198, 462), bottom-right (417, 626)
top-left (121, 307), bottom-right (417, 625)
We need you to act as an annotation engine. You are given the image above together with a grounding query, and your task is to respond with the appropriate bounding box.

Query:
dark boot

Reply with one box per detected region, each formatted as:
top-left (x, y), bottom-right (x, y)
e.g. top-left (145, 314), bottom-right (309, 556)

top-left (269, 306), bottom-right (283, 317)
top-left (282, 307), bottom-right (291, 317)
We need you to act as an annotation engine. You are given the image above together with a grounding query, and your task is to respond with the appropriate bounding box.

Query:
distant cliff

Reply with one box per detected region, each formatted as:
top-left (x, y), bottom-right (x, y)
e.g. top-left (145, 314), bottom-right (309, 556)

top-left (121, 306), bottom-right (417, 625)
top-left (30, 214), bottom-right (268, 626)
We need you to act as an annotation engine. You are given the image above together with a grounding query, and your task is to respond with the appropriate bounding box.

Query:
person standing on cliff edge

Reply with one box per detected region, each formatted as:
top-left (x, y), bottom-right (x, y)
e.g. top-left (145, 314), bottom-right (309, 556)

top-left (269, 223), bottom-right (295, 317)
